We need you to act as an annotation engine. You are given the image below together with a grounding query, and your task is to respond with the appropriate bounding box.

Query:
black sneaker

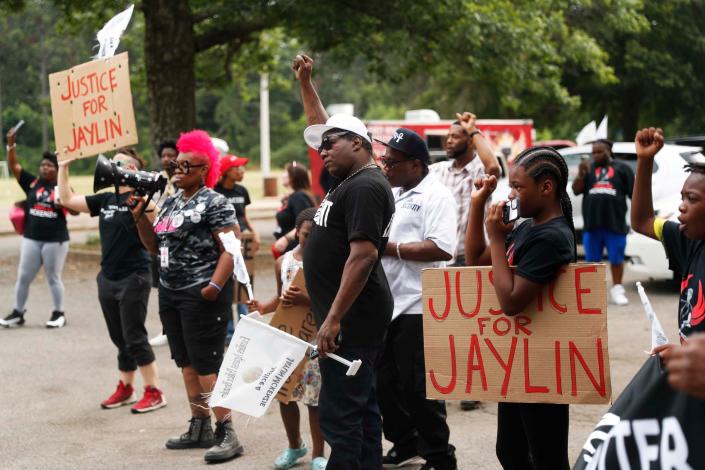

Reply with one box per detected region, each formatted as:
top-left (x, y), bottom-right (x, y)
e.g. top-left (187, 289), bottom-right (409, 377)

top-left (204, 420), bottom-right (244, 462)
top-left (383, 445), bottom-right (422, 468)
top-left (46, 311), bottom-right (66, 329)
top-left (0, 309), bottom-right (25, 328)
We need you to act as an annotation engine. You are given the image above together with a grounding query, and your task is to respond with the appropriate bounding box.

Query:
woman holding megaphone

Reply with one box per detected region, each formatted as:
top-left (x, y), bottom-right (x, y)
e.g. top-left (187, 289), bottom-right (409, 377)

top-left (130, 130), bottom-right (243, 464)
top-left (58, 147), bottom-right (167, 414)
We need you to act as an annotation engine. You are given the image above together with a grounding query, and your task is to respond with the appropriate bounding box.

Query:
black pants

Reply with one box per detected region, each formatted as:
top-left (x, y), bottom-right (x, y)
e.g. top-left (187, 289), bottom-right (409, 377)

top-left (158, 280), bottom-right (232, 375)
top-left (319, 344), bottom-right (383, 470)
top-left (496, 402), bottom-right (569, 470)
top-left (377, 315), bottom-right (456, 469)
top-left (97, 271), bottom-right (154, 372)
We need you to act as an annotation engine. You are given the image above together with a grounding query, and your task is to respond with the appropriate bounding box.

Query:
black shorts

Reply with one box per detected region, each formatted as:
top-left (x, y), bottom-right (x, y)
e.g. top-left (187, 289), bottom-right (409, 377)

top-left (158, 280), bottom-right (233, 375)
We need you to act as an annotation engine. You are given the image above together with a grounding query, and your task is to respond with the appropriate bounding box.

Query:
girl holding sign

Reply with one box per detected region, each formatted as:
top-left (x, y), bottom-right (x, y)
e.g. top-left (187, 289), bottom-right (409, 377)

top-left (465, 147), bottom-right (577, 470)
top-left (248, 207), bottom-right (327, 470)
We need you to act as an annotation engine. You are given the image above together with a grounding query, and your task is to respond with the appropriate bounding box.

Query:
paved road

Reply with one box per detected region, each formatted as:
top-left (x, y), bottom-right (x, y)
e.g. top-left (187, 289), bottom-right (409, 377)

top-left (0, 229), bottom-right (682, 469)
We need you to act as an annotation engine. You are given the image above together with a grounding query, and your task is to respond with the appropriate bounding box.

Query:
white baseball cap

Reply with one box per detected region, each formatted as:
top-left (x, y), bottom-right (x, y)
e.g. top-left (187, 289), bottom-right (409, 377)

top-left (303, 114), bottom-right (372, 150)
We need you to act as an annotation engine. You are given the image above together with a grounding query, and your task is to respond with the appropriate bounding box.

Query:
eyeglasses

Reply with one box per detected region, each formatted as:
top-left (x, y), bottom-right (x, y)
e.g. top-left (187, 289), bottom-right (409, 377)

top-left (317, 132), bottom-right (351, 154)
top-left (169, 160), bottom-right (207, 174)
top-left (379, 156), bottom-right (412, 170)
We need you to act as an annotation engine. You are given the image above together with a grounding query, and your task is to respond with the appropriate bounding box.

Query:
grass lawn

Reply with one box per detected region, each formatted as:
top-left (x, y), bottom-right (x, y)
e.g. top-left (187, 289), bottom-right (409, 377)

top-left (0, 169), bottom-right (286, 205)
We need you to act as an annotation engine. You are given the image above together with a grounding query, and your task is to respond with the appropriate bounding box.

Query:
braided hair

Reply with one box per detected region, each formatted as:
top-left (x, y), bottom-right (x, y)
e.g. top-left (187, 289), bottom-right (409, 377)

top-left (514, 146), bottom-right (577, 260)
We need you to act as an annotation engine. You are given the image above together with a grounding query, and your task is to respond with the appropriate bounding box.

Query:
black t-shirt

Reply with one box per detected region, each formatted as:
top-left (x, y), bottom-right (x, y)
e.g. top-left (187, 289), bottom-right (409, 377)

top-left (86, 192), bottom-right (150, 281)
top-left (582, 160), bottom-right (635, 234)
top-left (215, 183), bottom-right (251, 230)
top-left (18, 169), bottom-right (69, 242)
top-left (275, 190), bottom-right (314, 239)
top-left (661, 221), bottom-right (705, 341)
top-left (303, 166), bottom-right (395, 348)
top-left (154, 188), bottom-right (236, 290)
top-left (506, 217), bottom-right (576, 284)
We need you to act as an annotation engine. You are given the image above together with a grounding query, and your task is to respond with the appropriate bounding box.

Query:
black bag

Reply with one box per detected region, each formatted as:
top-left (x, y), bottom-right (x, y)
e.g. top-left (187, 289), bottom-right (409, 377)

top-left (574, 355), bottom-right (705, 469)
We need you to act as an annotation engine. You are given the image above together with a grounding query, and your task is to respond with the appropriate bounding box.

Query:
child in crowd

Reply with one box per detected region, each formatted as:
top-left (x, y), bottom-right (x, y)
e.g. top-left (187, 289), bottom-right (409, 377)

top-left (631, 127), bottom-right (705, 342)
top-left (465, 146), bottom-right (577, 470)
top-left (248, 207), bottom-right (326, 470)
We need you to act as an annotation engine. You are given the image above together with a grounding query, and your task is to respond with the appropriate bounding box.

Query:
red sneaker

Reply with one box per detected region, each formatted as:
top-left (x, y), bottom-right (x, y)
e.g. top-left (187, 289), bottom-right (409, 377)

top-left (101, 381), bottom-right (136, 409)
top-left (131, 385), bottom-right (167, 414)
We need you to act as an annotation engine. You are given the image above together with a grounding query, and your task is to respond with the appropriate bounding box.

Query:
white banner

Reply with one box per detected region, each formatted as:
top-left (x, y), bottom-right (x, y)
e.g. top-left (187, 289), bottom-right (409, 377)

top-left (209, 315), bottom-right (310, 417)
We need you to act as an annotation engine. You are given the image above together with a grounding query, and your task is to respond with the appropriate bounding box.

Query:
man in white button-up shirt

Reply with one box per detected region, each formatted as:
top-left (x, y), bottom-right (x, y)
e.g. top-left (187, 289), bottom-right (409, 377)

top-left (377, 128), bottom-right (458, 470)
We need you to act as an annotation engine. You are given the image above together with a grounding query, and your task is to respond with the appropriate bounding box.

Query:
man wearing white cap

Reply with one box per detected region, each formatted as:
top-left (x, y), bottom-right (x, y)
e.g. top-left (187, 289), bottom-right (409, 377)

top-left (294, 53), bottom-right (396, 469)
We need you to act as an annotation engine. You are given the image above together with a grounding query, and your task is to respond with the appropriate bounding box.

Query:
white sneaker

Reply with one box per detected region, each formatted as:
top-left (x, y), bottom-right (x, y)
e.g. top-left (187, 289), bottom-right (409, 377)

top-left (149, 333), bottom-right (168, 347)
top-left (609, 284), bottom-right (629, 306)
top-left (46, 311), bottom-right (66, 328)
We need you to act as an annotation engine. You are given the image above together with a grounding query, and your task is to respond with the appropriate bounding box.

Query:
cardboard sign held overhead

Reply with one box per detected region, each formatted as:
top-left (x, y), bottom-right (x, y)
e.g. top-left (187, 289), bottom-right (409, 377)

top-left (422, 263), bottom-right (611, 404)
top-left (49, 52), bottom-right (137, 160)
top-left (268, 269), bottom-right (318, 404)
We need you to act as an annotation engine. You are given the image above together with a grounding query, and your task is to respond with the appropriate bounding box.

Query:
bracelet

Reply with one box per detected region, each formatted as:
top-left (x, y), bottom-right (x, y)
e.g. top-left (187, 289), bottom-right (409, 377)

top-left (6, 144), bottom-right (16, 151)
top-left (396, 242), bottom-right (403, 260)
top-left (208, 280), bottom-right (222, 292)
top-left (468, 130), bottom-right (481, 140)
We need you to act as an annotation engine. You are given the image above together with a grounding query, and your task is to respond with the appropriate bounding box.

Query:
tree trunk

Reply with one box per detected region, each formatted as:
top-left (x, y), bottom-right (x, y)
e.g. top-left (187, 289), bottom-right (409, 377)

top-left (39, 28), bottom-right (49, 151)
top-left (142, 0), bottom-right (196, 150)
top-left (619, 84), bottom-right (641, 142)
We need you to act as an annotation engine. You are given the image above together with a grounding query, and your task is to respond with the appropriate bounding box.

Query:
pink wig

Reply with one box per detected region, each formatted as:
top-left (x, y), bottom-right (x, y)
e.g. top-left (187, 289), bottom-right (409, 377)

top-left (177, 130), bottom-right (221, 188)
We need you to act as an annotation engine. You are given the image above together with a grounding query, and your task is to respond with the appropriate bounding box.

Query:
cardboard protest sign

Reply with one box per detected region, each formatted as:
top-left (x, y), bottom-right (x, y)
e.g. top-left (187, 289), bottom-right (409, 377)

top-left (574, 355), bottom-right (705, 469)
top-left (268, 270), bottom-right (318, 404)
top-left (49, 52), bottom-right (137, 160)
top-left (234, 232), bottom-right (259, 303)
top-left (422, 263), bottom-right (610, 404)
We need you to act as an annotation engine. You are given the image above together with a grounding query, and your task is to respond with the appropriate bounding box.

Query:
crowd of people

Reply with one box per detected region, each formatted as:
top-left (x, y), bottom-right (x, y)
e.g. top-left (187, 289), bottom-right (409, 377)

top-left (2, 52), bottom-right (705, 470)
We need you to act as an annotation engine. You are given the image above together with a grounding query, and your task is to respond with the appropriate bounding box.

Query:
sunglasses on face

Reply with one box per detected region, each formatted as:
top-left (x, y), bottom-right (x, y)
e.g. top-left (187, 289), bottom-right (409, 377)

top-left (318, 131), bottom-right (351, 154)
top-left (169, 160), bottom-right (207, 174)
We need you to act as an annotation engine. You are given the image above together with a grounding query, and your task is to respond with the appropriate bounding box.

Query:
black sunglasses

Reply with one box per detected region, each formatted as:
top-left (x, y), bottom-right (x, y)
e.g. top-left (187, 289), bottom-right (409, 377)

top-left (317, 131), bottom-right (351, 154)
top-left (379, 156), bottom-right (415, 170)
top-left (169, 160), bottom-right (207, 174)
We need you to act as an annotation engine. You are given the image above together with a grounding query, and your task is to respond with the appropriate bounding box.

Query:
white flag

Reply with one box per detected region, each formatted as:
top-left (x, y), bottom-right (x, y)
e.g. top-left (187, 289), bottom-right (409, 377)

top-left (576, 120), bottom-right (597, 146)
top-left (209, 316), bottom-right (310, 417)
top-left (218, 231), bottom-right (253, 299)
top-left (596, 115), bottom-right (608, 140)
top-left (636, 282), bottom-right (669, 349)
top-left (95, 4), bottom-right (134, 59)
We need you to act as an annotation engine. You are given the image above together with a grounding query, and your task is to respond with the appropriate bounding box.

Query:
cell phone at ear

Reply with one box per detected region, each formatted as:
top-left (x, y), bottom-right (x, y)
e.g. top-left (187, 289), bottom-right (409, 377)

top-left (502, 199), bottom-right (520, 224)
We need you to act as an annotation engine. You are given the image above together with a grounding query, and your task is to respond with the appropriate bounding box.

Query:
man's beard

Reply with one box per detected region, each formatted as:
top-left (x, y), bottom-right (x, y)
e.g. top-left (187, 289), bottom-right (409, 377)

top-left (447, 147), bottom-right (466, 160)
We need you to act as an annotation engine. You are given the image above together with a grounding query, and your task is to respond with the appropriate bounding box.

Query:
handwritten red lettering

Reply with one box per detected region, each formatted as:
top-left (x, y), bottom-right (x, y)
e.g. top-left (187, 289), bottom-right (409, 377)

top-left (466, 335), bottom-right (488, 393)
top-left (569, 338), bottom-right (606, 397)
top-left (59, 68), bottom-right (119, 101)
top-left (485, 337), bottom-right (517, 396)
top-left (428, 271), bottom-right (451, 321)
top-left (575, 266), bottom-right (602, 314)
top-left (524, 338), bottom-right (549, 393)
top-left (514, 316), bottom-right (532, 336)
top-left (555, 340), bottom-right (562, 395)
top-left (493, 317), bottom-right (512, 336)
top-left (457, 270), bottom-right (482, 318)
top-left (429, 335), bottom-right (456, 394)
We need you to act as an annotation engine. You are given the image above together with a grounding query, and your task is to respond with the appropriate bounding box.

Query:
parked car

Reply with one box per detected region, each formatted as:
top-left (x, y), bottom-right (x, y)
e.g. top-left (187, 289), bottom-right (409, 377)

top-left (494, 142), bottom-right (705, 280)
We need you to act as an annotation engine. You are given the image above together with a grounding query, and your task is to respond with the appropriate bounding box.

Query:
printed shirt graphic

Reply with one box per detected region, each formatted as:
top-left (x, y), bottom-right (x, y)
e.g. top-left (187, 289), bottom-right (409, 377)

top-left (86, 191), bottom-right (150, 281)
top-left (660, 221), bottom-right (705, 341)
top-left (215, 183), bottom-right (251, 230)
top-left (582, 160), bottom-right (635, 234)
top-left (18, 169), bottom-right (69, 242)
top-left (154, 188), bottom-right (237, 290)
top-left (381, 173), bottom-right (457, 320)
top-left (505, 217), bottom-right (575, 284)
top-left (303, 167), bottom-right (395, 348)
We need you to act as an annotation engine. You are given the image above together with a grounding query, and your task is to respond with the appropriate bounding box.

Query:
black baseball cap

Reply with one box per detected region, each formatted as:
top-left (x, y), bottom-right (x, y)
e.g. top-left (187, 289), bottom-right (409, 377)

top-left (376, 128), bottom-right (430, 164)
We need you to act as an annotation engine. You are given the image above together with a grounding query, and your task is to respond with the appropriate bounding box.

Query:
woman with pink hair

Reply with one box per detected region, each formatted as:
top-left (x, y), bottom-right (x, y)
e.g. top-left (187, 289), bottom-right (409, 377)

top-left (132, 130), bottom-right (243, 463)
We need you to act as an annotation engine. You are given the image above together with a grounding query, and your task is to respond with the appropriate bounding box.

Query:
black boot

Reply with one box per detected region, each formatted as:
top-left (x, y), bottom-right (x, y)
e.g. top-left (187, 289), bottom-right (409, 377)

top-left (204, 420), bottom-right (244, 462)
top-left (165, 416), bottom-right (215, 449)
